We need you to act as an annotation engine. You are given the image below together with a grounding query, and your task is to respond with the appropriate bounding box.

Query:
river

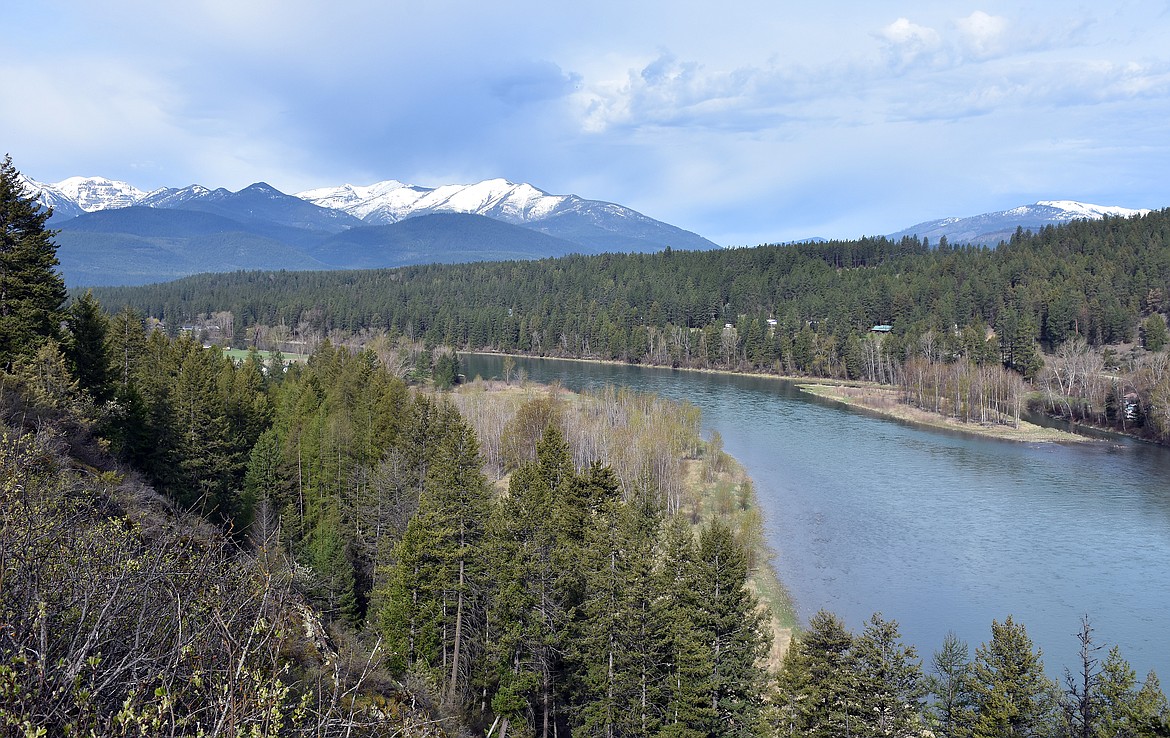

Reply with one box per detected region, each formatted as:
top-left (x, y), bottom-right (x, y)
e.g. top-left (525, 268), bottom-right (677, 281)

top-left (462, 354), bottom-right (1170, 679)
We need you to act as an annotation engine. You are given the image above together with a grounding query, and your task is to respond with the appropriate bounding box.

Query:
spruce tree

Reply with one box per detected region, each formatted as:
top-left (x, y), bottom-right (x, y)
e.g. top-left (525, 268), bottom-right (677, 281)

top-left (485, 434), bottom-right (564, 738)
top-left (571, 469), bottom-right (672, 738)
top-left (380, 503), bottom-right (446, 672)
top-left (851, 613), bottom-right (926, 737)
top-left (0, 155), bottom-right (67, 368)
top-left (658, 516), bottom-right (716, 738)
top-left (428, 416), bottom-right (492, 704)
top-left (970, 616), bottom-right (1057, 738)
top-left (100, 306), bottom-right (150, 458)
top-left (572, 469), bottom-right (630, 738)
top-left (774, 609), bottom-right (854, 738)
top-left (64, 290), bottom-right (113, 402)
top-left (691, 521), bottom-right (771, 738)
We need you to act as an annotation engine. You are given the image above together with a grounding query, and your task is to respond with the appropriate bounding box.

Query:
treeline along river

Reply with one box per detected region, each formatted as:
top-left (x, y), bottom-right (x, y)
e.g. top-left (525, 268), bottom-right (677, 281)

top-left (462, 354), bottom-right (1170, 679)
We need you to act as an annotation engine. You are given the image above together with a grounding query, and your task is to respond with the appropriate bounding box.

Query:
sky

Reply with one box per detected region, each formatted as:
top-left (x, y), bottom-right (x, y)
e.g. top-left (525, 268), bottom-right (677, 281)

top-left (5, 1), bottom-right (1170, 246)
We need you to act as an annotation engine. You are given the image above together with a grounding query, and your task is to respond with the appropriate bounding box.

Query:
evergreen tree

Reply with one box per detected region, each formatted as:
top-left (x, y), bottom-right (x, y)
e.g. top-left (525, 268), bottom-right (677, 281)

top-left (0, 155), bottom-right (67, 368)
top-left (100, 306), bottom-right (151, 458)
top-left (424, 415), bottom-right (492, 704)
top-left (572, 468), bottom-right (632, 738)
top-left (970, 616), bottom-right (1057, 738)
top-left (929, 631), bottom-right (975, 738)
top-left (433, 350), bottom-right (460, 389)
top-left (308, 504), bottom-right (360, 624)
top-left (1141, 313), bottom-right (1168, 352)
top-left (380, 500), bottom-right (446, 672)
top-left (485, 428), bottom-right (571, 738)
top-left (106, 305), bottom-right (147, 391)
top-left (570, 470), bottom-right (676, 738)
top-left (658, 516), bottom-right (716, 738)
top-left (774, 610), bottom-right (854, 738)
top-left (851, 613), bottom-right (926, 737)
top-left (64, 290), bottom-right (114, 402)
top-left (13, 338), bottom-right (80, 411)
top-left (611, 490), bottom-right (669, 738)
top-left (1131, 672), bottom-right (1170, 736)
top-left (691, 521), bottom-right (771, 737)
top-left (243, 427), bottom-right (284, 532)
top-left (1097, 647), bottom-right (1170, 738)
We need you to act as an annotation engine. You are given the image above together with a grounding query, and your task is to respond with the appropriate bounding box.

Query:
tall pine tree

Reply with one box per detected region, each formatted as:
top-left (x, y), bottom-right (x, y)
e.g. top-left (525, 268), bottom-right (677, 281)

top-left (0, 155), bottom-right (67, 368)
top-left (691, 521), bottom-right (771, 738)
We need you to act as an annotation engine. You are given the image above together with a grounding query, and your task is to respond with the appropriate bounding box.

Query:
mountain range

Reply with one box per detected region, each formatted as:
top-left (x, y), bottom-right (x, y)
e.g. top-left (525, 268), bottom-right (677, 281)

top-left (20, 175), bottom-right (719, 286)
top-left (885, 200), bottom-right (1152, 246)
top-left (19, 173), bottom-right (1158, 286)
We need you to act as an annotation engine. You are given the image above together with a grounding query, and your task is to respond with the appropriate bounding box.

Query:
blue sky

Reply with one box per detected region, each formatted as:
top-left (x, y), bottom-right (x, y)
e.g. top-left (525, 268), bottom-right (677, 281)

top-left (5, 1), bottom-right (1170, 246)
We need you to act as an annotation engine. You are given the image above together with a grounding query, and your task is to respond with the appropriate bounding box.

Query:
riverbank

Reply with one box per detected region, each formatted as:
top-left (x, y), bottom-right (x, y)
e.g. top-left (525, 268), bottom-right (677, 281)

top-left (681, 448), bottom-right (796, 667)
top-left (796, 382), bottom-right (1092, 443)
top-left (464, 351), bottom-right (1089, 445)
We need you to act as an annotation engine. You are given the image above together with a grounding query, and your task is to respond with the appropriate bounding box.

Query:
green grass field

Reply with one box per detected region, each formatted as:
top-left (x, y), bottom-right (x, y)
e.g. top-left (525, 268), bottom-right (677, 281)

top-left (221, 348), bottom-right (312, 364)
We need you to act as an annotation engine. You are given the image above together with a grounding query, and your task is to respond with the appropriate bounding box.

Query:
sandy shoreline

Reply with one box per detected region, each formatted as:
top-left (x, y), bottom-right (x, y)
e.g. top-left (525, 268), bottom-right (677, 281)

top-left (795, 382), bottom-right (1092, 444)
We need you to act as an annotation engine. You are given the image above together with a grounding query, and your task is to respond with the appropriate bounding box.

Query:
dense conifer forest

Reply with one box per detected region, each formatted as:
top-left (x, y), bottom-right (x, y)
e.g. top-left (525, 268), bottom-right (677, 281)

top-left (94, 208), bottom-right (1170, 443)
top-left (4, 154), bottom-right (1170, 735)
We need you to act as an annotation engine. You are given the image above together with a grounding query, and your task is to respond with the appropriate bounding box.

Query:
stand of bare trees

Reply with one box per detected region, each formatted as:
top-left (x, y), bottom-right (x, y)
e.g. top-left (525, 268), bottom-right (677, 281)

top-left (1038, 338), bottom-right (1110, 424)
top-left (451, 382), bottom-right (702, 514)
top-left (899, 357), bottom-right (1026, 428)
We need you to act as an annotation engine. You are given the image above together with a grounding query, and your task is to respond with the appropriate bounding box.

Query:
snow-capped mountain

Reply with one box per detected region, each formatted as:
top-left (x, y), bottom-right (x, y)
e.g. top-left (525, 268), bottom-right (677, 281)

top-left (1025, 200), bottom-right (1148, 220)
top-left (137, 184), bottom-right (217, 209)
top-left (887, 200), bottom-right (1153, 246)
top-left (31, 173), bottom-right (718, 286)
top-left (17, 175), bottom-right (85, 220)
top-left (29, 174), bottom-right (718, 253)
top-left (50, 176), bottom-right (149, 212)
top-left (297, 178), bottom-right (570, 225)
top-left (295, 177), bottom-right (717, 252)
top-left (27, 175), bottom-right (714, 247)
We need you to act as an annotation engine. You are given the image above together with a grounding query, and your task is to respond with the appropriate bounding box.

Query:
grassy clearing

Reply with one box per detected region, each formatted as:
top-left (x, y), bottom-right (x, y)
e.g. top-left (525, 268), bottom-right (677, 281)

top-left (222, 347), bottom-right (312, 365)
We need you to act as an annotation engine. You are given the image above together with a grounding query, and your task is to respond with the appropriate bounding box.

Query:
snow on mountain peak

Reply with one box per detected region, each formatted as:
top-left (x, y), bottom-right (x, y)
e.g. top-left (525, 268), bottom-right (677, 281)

top-left (1035, 200), bottom-right (1150, 219)
top-left (52, 176), bottom-right (148, 212)
top-left (296, 177), bottom-right (571, 225)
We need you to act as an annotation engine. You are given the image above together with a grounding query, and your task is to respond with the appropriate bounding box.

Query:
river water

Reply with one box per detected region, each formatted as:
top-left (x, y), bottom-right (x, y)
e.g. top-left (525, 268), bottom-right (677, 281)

top-left (462, 354), bottom-right (1170, 679)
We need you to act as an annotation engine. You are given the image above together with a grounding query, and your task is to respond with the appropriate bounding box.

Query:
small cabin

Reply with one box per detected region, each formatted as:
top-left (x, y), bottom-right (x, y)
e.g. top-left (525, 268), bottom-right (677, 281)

top-left (870, 324), bottom-right (892, 333)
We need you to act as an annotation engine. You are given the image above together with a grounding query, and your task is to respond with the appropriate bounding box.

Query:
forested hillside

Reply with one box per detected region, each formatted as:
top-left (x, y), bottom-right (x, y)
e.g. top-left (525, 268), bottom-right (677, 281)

top-left (96, 209), bottom-right (1170, 442)
top-left (8, 151), bottom-right (779, 736)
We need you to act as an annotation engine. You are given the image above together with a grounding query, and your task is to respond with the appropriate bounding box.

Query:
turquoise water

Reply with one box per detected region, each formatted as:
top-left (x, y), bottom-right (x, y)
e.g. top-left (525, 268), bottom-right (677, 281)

top-left (462, 355), bottom-right (1170, 679)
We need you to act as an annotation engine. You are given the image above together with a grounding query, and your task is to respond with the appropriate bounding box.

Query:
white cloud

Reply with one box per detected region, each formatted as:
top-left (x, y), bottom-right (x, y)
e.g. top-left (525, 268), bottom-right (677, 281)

top-left (955, 11), bottom-right (1010, 59)
top-left (573, 52), bottom-right (741, 132)
top-left (876, 18), bottom-right (945, 69)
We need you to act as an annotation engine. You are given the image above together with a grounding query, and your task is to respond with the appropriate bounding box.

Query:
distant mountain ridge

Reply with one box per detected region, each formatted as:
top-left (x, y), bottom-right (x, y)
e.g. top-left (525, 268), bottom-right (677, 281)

top-left (886, 200), bottom-right (1152, 246)
top-left (21, 174), bottom-right (719, 286)
top-left (24, 174), bottom-right (716, 247)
